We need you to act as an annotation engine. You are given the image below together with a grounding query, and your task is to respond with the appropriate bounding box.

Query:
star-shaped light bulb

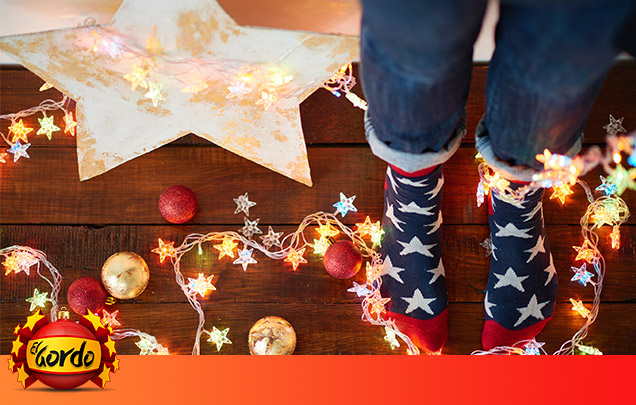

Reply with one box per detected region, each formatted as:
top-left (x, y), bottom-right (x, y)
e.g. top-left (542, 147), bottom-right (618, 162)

top-left (571, 263), bottom-right (595, 286)
top-left (8, 119), bottom-right (33, 143)
top-left (610, 225), bottom-right (621, 250)
top-left (144, 81), bottom-right (166, 107)
top-left (317, 223), bottom-right (339, 239)
top-left (3, 251), bottom-right (38, 275)
top-left (522, 339), bottom-right (545, 355)
top-left (124, 64), bottom-right (149, 91)
top-left (135, 337), bottom-right (157, 355)
top-left (355, 216), bottom-right (374, 237)
top-left (369, 221), bottom-right (384, 248)
top-left (365, 262), bottom-right (381, 283)
top-left (333, 192), bottom-right (357, 217)
top-left (255, 91), bottom-right (277, 110)
top-left (480, 236), bottom-right (493, 257)
top-left (233, 192), bottom-right (257, 216)
top-left (186, 273), bottom-right (216, 298)
top-left (384, 325), bottom-right (400, 350)
top-left (181, 82), bottom-right (209, 93)
top-left (226, 81), bottom-right (252, 99)
top-left (239, 217), bottom-right (262, 239)
top-left (284, 247), bottom-right (307, 271)
top-left (214, 237), bottom-right (238, 259)
top-left (591, 204), bottom-right (616, 229)
top-left (311, 237), bottom-right (331, 256)
top-left (233, 247), bottom-right (257, 271)
top-left (206, 326), bottom-right (232, 351)
top-left (63, 111), bottom-right (77, 136)
top-left (0, 152), bottom-right (7, 164)
top-left (102, 309), bottom-right (121, 327)
top-left (25, 288), bottom-right (49, 312)
top-left (577, 344), bottom-right (603, 355)
top-left (260, 226), bottom-right (283, 250)
top-left (570, 298), bottom-right (591, 319)
top-left (36, 114), bottom-right (60, 140)
top-left (550, 184), bottom-right (573, 205)
top-left (596, 175), bottom-right (617, 196)
top-left (608, 164), bottom-right (633, 196)
top-left (573, 241), bottom-right (598, 264)
top-left (152, 238), bottom-right (177, 263)
top-left (8, 141), bottom-right (31, 162)
top-left (603, 114), bottom-right (626, 136)
top-left (347, 282), bottom-right (372, 297)
top-left (368, 294), bottom-right (390, 317)
top-left (533, 149), bottom-right (583, 187)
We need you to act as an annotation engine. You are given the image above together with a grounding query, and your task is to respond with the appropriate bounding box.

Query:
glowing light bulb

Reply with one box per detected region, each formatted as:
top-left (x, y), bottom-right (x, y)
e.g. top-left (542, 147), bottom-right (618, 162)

top-left (226, 81), bottom-right (252, 99)
top-left (136, 337), bottom-right (157, 355)
top-left (239, 217), bottom-right (262, 239)
top-left (610, 225), bottom-right (620, 250)
top-left (384, 325), bottom-right (400, 350)
top-left (25, 288), bottom-right (49, 312)
top-left (233, 192), bottom-right (256, 216)
top-left (124, 64), bottom-right (149, 91)
top-left (369, 221), bottom-right (385, 248)
top-left (63, 111), bottom-right (77, 136)
top-left (207, 326), bottom-right (232, 351)
top-left (317, 223), bottom-right (339, 239)
top-left (333, 192), bottom-right (357, 217)
top-left (577, 343), bottom-right (602, 355)
top-left (144, 81), bottom-right (166, 107)
top-left (214, 237), bottom-right (238, 259)
top-left (8, 119), bottom-right (33, 143)
top-left (368, 293), bottom-right (390, 317)
top-left (101, 309), bottom-right (121, 327)
top-left (572, 241), bottom-right (598, 264)
top-left (355, 216), bottom-right (375, 237)
top-left (260, 227), bottom-right (283, 250)
top-left (186, 273), bottom-right (216, 298)
top-left (152, 239), bottom-right (177, 263)
top-left (233, 247), bottom-right (257, 271)
top-left (596, 176), bottom-right (617, 196)
top-left (36, 113), bottom-right (60, 140)
top-left (523, 339), bottom-right (545, 355)
top-left (8, 141), bottom-right (30, 162)
top-left (3, 251), bottom-right (38, 275)
top-left (347, 282), bottom-right (372, 297)
top-left (0, 152), bottom-right (7, 164)
top-left (570, 263), bottom-right (595, 286)
top-left (550, 184), bottom-right (573, 205)
top-left (284, 247), bottom-right (307, 271)
top-left (311, 237), bottom-right (331, 256)
top-left (570, 298), bottom-right (591, 319)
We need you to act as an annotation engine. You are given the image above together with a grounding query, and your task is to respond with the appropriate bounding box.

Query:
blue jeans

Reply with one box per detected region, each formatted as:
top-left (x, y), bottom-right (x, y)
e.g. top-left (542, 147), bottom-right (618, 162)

top-left (361, 0), bottom-right (636, 181)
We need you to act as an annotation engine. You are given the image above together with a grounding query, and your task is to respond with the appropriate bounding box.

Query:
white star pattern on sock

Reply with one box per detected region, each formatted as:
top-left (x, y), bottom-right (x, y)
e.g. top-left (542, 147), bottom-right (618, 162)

top-left (521, 201), bottom-right (543, 222)
top-left (494, 222), bottom-right (534, 239)
top-left (424, 177), bottom-right (444, 199)
top-left (524, 234), bottom-right (546, 263)
top-left (484, 291), bottom-right (496, 318)
top-left (543, 253), bottom-right (557, 286)
top-left (397, 200), bottom-right (436, 216)
top-left (402, 288), bottom-right (436, 315)
top-left (385, 202), bottom-right (406, 232)
top-left (514, 294), bottom-right (549, 327)
top-left (395, 175), bottom-right (428, 187)
top-left (493, 267), bottom-right (528, 292)
top-left (397, 236), bottom-right (436, 257)
top-left (426, 211), bottom-right (443, 235)
top-left (379, 255), bottom-right (406, 284)
top-left (491, 240), bottom-right (498, 261)
top-left (427, 259), bottom-right (445, 284)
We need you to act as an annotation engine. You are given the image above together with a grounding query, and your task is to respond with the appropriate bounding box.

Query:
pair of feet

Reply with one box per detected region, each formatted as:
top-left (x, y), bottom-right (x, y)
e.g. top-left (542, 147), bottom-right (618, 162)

top-left (378, 164), bottom-right (557, 353)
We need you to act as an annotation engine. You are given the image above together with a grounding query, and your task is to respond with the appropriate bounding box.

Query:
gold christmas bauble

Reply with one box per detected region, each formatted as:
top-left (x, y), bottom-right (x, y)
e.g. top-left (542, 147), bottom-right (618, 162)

top-left (101, 252), bottom-right (150, 300)
top-left (248, 316), bottom-right (296, 355)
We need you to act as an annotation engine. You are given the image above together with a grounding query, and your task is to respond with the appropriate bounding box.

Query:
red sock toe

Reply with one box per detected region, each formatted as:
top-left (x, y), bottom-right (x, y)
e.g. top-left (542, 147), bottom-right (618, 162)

top-left (387, 309), bottom-right (448, 353)
top-left (481, 316), bottom-right (552, 351)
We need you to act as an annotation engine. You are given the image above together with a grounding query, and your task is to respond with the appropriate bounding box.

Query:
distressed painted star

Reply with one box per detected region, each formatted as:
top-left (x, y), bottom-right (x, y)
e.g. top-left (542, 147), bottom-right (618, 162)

top-left (36, 113), bottom-right (60, 140)
top-left (239, 217), bottom-right (262, 239)
top-left (603, 114), bottom-right (626, 136)
top-left (152, 238), bottom-right (177, 263)
top-left (285, 247), bottom-right (307, 271)
top-left (8, 141), bottom-right (30, 162)
top-left (186, 273), bottom-right (216, 298)
top-left (233, 247), bottom-right (257, 271)
top-left (385, 203), bottom-right (406, 232)
top-left (233, 192), bottom-right (257, 216)
top-left (427, 259), bottom-right (445, 284)
top-left (214, 237), bottom-right (238, 259)
top-left (8, 119), bottom-right (33, 143)
top-left (102, 309), bottom-right (121, 327)
top-left (397, 236), bottom-right (436, 257)
top-left (25, 288), bottom-right (49, 312)
top-left (333, 192), bottom-right (357, 217)
top-left (484, 291), bottom-right (496, 318)
top-left (207, 326), bottom-right (232, 351)
top-left (543, 253), bottom-right (556, 286)
top-left (0, 0), bottom-right (358, 185)
top-left (524, 234), bottom-right (546, 263)
top-left (63, 111), bottom-right (77, 136)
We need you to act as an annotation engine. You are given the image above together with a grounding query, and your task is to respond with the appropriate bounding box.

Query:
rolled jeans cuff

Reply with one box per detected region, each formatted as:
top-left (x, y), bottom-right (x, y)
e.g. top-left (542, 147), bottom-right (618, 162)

top-left (475, 118), bottom-right (583, 183)
top-left (364, 110), bottom-right (466, 172)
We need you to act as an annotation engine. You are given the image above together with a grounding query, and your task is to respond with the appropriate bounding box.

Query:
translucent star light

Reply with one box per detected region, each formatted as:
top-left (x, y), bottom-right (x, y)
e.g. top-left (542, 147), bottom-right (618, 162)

top-left (124, 64), bottom-right (149, 91)
top-left (233, 247), bottom-right (257, 271)
top-left (36, 113), bottom-right (60, 140)
top-left (102, 309), bottom-right (121, 327)
top-left (571, 263), bottom-right (595, 286)
top-left (369, 221), bottom-right (385, 248)
top-left (532, 149), bottom-right (583, 187)
top-left (8, 141), bottom-right (30, 162)
top-left (550, 183), bottom-right (573, 205)
top-left (480, 236), bottom-right (493, 257)
top-left (135, 337), bottom-right (157, 355)
top-left (476, 180), bottom-right (486, 207)
top-left (347, 282), bottom-right (372, 297)
top-left (607, 164), bottom-right (634, 195)
top-left (355, 216), bottom-right (375, 237)
top-left (603, 114), bottom-right (626, 136)
top-left (311, 238), bottom-right (331, 256)
top-left (214, 237), bottom-right (238, 259)
top-left (260, 226), bottom-right (283, 250)
top-left (384, 325), bottom-right (400, 350)
top-left (181, 82), bottom-right (209, 93)
top-left (152, 238), bottom-right (177, 263)
top-left (63, 111), bottom-right (77, 136)
top-left (25, 288), bottom-right (49, 312)
top-left (368, 292), bottom-right (390, 317)
top-left (345, 92), bottom-right (368, 110)
top-left (577, 344), bottom-right (603, 355)
top-left (365, 262), bottom-right (381, 283)
top-left (8, 119), bottom-right (33, 143)
top-left (317, 223), bottom-right (339, 239)
top-left (570, 298), bottom-right (591, 319)
top-left (233, 192), bottom-right (257, 216)
top-left (255, 91), bottom-right (277, 110)
top-left (39, 82), bottom-right (54, 91)
top-left (239, 217), bottom-right (262, 239)
top-left (3, 251), bottom-right (38, 275)
top-left (226, 81), bottom-right (252, 99)
top-left (610, 225), bottom-right (621, 249)
top-left (333, 192), bottom-right (357, 217)
top-left (206, 326), bottom-right (232, 351)
top-left (573, 241), bottom-right (598, 264)
top-left (284, 247), bottom-right (307, 271)
top-left (596, 176), bottom-right (617, 196)
top-left (523, 339), bottom-right (545, 355)
top-left (144, 81), bottom-right (166, 107)
top-left (0, 152), bottom-right (7, 164)
top-left (186, 273), bottom-right (216, 298)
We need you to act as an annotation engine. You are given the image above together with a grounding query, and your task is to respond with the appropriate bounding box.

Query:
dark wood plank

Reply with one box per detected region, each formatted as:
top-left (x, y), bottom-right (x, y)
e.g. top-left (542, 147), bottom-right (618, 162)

top-left (2, 63), bottom-right (634, 147)
top-left (1, 302), bottom-right (634, 355)
top-left (2, 225), bottom-right (634, 305)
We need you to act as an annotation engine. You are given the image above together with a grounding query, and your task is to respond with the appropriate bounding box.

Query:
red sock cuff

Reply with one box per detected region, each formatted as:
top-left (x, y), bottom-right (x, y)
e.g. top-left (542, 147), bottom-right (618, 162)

top-left (390, 164), bottom-right (439, 178)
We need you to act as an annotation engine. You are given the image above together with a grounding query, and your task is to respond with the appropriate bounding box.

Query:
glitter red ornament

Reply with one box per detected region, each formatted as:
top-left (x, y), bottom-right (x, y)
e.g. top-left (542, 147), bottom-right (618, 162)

top-left (67, 277), bottom-right (108, 316)
top-left (323, 240), bottom-right (363, 279)
top-left (158, 185), bottom-right (198, 224)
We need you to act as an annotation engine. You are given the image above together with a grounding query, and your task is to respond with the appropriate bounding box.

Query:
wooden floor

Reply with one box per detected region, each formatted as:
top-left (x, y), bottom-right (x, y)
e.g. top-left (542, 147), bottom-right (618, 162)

top-left (1, 63), bottom-right (635, 355)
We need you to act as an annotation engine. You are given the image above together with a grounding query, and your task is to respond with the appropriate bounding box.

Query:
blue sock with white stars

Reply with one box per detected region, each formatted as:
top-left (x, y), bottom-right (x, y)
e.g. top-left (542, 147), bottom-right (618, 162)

top-left (482, 184), bottom-right (558, 350)
top-left (379, 164), bottom-right (448, 353)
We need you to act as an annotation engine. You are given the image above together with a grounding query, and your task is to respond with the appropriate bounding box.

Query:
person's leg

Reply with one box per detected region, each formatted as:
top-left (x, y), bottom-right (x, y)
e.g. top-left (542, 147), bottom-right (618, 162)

top-left (361, 0), bottom-right (487, 352)
top-left (478, 0), bottom-right (636, 350)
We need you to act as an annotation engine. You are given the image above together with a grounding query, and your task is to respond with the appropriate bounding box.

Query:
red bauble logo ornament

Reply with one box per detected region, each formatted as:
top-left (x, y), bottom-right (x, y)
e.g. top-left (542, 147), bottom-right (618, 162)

top-left (8, 308), bottom-right (118, 389)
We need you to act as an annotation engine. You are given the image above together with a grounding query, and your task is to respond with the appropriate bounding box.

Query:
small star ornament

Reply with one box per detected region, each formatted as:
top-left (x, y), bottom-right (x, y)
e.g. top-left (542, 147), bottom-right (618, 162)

top-left (333, 193), bottom-right (357, 217)
top-left (347, 282), bottom-right (372, 297)
top-left (260, 226), bottom-right (283, 249)
top-left (596, 176), bottom-right (617, 196)
top-left (384, 325), bottom-right (400, 350)
top-left (233, 247), bottom-right (257, 271)
top-left (207, 326), bottom-right (232, 351)
top-left (317, 223), bottom-right (339, 238)
top-left (239, 217), bottom-right (262, 239)
top-left (570, 298), bottom-right (591, 319)
top-left (355, 216), bottom-right (374, 237)
top-left (124, 64), bottom-right (149, 91)
top-left (550, 184), bottom-right (573, 205)
top-left (3, 251), bottom-right (38, 275)
top-left (25, 288), bottom-right (49, 312)
top-left (36, 113), bottom-right (60, 140)
top-left (152, 238), bottom-right (177, 263)
top-left (144, 81), bottom-right (166, 107)
top-left (480, 236), bottom-right (493, 257)
top-left (8, 141), bottom-right (31, 162)
top-left (8, 119), bottom-right (33, 143)
top-left (233, 192), bottom-right (256, 216)
top-left (136, 337), bottom-right (157, 355)
top-left (603, 114), bottom-right (626, 136)
top-left (284, 247), bottom-right (307, 271)
top-left (311, 238), bottom-right (331, 256)
top-left (214, 237), bottom-right (238, 259)
top-left (573, 240), bottom-right (598, 264)
top-left (571, 263), bottom-right (595, 286)
top-left (186, 273), bottom-right (216, 298)
top-left (0, 152), bottom-right (7, 164)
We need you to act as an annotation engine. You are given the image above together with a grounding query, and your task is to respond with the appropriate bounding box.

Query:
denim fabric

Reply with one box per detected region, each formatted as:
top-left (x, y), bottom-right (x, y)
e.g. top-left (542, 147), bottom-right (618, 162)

top-left (361, 0), bottom-right (636, 178)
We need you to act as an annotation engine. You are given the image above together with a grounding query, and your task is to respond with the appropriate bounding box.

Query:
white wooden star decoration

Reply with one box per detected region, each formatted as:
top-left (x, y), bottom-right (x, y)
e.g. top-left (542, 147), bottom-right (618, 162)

top-left (0, 0), bottom-right (359, 186)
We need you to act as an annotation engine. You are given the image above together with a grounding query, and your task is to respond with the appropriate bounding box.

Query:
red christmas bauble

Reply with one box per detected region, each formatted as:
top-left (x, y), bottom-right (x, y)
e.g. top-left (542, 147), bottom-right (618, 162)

top-left (158, 185), bottom-right (197, 224)
top-left (28, 318), bottom-right (101, 389)
top-left (323, 240), bottom-right (363, 279)
top-left (67, 277), bottom-right (108, 316)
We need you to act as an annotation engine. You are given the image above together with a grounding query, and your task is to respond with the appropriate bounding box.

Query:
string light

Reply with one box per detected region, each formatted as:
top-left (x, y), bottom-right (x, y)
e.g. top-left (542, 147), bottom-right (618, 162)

top-left (144, 81), bottom-right (166, 107)
top-left (610, 225), bottom-right (621, 249)
top-left (284, 247), bottom-right (307, 271)
top-left (7, 141), bottom-right (30, 162)
top-left (0, 152), bottom-right (7, 164)
top-left (522, 339), bottom-right (545, 355)
top-left (570, 298), bottom-right (591, 319)
top-left (152, 238), bottom-right (177, 263)
top-left (572, 241), bottom-right (599, 264)
top-left (577, 343), bottom-right (603, 355)
top-left (123, 64), bottom-right (149, 91)
top-left (3, 250), bottom-right (38, 275)
top-left (317, 223), bottom-right (340, 239)
top-left (233, 192), bottom-right (256, 216)
top-left (603, 114), bottom-right (626, 136)
top-left (333, 192), bottom-right (357, 217)
top-left (186, 273), bottom-right (216, 298)
top-left (102, 309), bottom-right (121, 327)
top-left (369, 221), bottom-right (385, 248)
top-left (355, 216), bottom-right (375, 237)
top-left (214, 237), bottom-right (238, 259)
top-left (347, 282), bottom-right (372, 297)
top-left (571, 264), bottom-right (595, 287)
top-left (550, 184), bottom-right (573, 205)
top-left (25, 288), bottom-right (49, 312)
top-left (384, 325), bottom-right (400, 350)
top-left (8, 119), bottom-right (33, 143)
top-left (233, 247), bottom-right (257, 271)
top-left (239, 217), bottom-right (262, 239)
top-left (260, 226), bottom-right (283, 250)
top-left (311, 238), bottom-right (331, 256)
top-left (206, 326), bottom-right (232, 351)
top-left (36, 113), bottom-right (60, 140)
top-left (63, 111), bottom-right (77, 136)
